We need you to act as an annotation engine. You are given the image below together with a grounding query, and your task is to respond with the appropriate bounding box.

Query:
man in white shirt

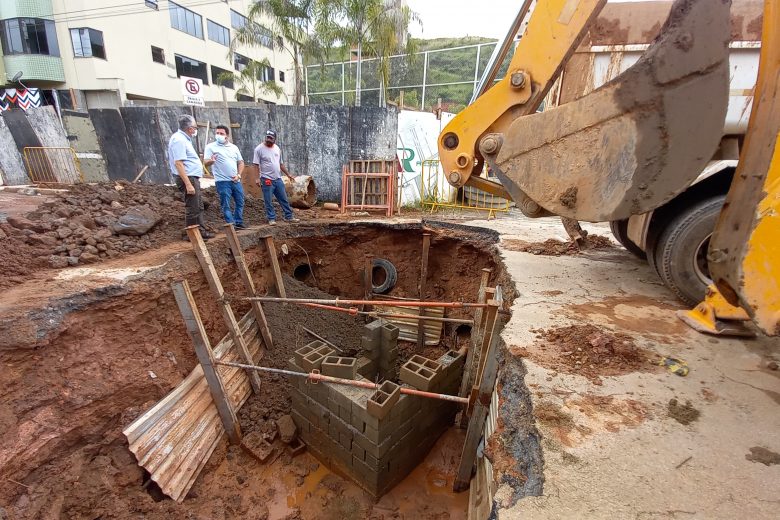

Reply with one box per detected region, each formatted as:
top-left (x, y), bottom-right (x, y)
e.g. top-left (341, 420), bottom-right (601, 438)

top-left (204, 125), bottom-right (246, 229)
top-left (253, 129), bottom-right (299, 225)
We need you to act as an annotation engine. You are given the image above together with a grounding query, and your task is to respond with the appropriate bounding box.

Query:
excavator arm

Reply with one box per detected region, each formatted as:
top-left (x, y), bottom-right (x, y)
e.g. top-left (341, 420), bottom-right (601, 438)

top-left (439, 0), bottom-right (780, 336)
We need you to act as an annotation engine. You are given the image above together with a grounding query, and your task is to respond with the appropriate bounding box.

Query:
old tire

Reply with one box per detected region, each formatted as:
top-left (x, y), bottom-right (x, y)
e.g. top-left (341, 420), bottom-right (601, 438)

top-left (610, 219), bottom-right (646, 259)
top-left (371, 258), bottom-right (397, 294)
top-left (654, 196), bottom-right (725, 306)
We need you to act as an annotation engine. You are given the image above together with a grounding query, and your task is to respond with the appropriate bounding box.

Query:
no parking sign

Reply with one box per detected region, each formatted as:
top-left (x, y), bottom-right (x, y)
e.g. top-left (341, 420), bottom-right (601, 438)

top-left (181, 76), bottom-right (205, 107)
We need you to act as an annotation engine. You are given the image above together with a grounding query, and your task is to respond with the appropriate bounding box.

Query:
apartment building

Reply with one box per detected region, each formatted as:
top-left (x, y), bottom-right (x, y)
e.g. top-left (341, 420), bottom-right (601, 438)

top-left (0, 0), bottom-right (296, 109)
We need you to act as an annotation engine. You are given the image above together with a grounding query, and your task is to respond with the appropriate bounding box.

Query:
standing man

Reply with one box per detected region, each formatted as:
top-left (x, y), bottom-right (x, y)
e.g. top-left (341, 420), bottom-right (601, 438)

top-left (168, 114), bottom-right (213, 240)
top-left (253, 129), bottom-right (299, 225)
top-left (204, 125), bottom-right (246, 229)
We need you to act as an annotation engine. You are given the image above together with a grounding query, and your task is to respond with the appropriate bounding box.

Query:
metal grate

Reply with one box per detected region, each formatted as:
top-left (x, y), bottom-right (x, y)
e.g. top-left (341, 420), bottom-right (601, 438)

top-left (22, 146), bottom-right (83, 185)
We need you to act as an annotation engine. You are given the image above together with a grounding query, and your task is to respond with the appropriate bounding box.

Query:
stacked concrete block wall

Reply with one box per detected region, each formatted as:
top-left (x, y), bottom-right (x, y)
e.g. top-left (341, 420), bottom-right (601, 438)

top-left (287, 346), bottom-right (466, 497)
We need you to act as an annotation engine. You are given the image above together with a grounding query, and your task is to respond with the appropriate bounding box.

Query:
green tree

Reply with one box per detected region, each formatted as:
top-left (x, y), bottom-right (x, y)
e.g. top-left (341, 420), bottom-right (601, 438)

top-left (232, 0), bottom-right (327, 105)
top-left (317, 0), bottom-right (420, 106)
top-left (216, 58), bottom-right (284, 102)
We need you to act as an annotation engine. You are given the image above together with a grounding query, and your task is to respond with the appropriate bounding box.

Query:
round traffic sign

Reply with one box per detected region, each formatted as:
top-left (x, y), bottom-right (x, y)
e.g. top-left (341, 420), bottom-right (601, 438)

top-left (185, 79), bottom-right (200, 95)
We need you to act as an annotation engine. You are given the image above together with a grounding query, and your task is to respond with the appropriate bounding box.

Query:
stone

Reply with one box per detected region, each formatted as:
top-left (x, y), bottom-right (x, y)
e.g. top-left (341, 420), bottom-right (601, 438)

top-left (86, 237), bottom-right (97, 246)
top-left (55, 207), bottom-right (73, 218)
top-left (80, 252), bottom-right (99, 263)
top-left (48, 255), bottom-right (68, 269)
top-left (0, 228), bottom-right (6, 240)
top-left (276, 415), bottom-right (298, 444)
top-left (84, 245), bottom-right (99, 255)
top-left (68, 248), bottom-right (83, 257)
top-left (28, 234), bottom-right (58, 247)
top-left (8, 216), bottom-right (45, 233)
top-left (110, 201), bottom-right (123, 209)
top-left (97, 243), bottom-right (108, 252)
top-left (56, 227), bottom-right (73, 239)
top-left (66, 256), bottom-right (80, 266)
top-left (112, 206), bottom-right (160, 236)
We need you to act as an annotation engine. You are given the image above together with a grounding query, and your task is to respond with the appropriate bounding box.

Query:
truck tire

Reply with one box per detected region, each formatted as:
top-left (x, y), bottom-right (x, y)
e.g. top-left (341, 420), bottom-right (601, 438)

top-left (654, 196), bottom-right (726, 306)
top-left (371, 258), bottom-right (397, 294)
top-left (609, 219), bottom-right (647, 259)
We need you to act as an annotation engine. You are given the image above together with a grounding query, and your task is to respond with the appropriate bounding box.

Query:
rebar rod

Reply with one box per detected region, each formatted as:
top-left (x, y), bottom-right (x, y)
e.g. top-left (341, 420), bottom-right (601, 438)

top-left (243, 296), bottom-right (487, 309)
top-left (216, 360), bottom-right (470, 405)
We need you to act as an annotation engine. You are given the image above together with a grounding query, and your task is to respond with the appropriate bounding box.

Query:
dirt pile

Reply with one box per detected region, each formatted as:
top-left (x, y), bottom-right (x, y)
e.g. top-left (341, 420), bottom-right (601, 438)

top-left (502, 235), bottom-right (614, 256)
top-left (517, 324), bottom-right (654, 383)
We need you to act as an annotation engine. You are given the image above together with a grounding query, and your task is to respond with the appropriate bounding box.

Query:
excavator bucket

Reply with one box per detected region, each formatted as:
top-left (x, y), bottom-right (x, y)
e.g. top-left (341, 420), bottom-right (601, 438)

top-left (490, 0), bottom-right (731, 222)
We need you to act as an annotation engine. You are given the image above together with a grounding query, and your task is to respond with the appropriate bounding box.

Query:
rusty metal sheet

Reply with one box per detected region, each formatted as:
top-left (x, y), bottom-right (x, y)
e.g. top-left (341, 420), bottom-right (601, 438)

top-left (123, 313), bottom-right (261, 502)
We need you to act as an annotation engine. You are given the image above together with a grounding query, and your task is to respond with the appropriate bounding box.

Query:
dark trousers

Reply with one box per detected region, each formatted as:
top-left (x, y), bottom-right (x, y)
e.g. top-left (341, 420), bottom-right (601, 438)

top-left (175, 175), bottom-right (205, 229)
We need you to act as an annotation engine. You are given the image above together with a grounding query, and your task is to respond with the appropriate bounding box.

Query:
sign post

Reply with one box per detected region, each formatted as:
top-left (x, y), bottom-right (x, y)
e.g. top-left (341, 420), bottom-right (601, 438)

top-left (181, 76), bottom-right (205, 107)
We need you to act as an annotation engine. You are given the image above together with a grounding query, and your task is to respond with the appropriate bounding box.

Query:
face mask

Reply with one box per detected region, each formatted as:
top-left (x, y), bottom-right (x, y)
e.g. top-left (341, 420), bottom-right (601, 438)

top-left (215, 135), bottom-right (226, 144)
top-left (265, 139), bottom-right (274, 147)
top-left (190, 129), bottom-right (198, 138)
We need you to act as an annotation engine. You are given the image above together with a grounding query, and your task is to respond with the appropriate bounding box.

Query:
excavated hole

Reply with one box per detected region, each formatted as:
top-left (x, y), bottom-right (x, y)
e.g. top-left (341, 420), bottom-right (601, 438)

top-left (1, 222), bottom-right (507, 517)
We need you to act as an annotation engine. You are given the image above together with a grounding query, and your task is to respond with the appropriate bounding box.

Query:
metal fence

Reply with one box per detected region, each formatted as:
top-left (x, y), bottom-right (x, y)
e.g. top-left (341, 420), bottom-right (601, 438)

top-left (23, 147), bottom-right (83, 185)
top-left (305, 41), bottom-right (518, 112)
top-left (421, 159), bottom-right (511, 217)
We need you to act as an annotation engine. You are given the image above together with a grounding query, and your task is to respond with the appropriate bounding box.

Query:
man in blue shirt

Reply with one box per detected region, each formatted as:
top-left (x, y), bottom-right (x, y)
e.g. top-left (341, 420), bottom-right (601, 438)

top-left (168, 114), bottom-right (213, 240)
top-left (204, 125), bottom-right (246, 229)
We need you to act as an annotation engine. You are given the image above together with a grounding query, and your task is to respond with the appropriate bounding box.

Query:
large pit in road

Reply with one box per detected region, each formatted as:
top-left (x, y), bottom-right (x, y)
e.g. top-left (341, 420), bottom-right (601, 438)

top-left (0, 221), bottom-right (513, 518)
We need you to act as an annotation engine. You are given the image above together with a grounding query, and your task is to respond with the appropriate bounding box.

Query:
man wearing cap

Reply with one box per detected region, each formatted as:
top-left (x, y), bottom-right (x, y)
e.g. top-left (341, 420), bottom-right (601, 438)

top-left (168, 114), bottom-right (213, 240)
top-left (253, 130), bottom-right (299, 225)
top-left (204, 125), bottom-right (246, 229)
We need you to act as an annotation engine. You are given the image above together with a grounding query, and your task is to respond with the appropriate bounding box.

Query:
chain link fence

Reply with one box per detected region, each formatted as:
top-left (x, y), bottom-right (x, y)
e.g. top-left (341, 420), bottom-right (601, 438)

top-left (305, 41), bottom-right (517, 112)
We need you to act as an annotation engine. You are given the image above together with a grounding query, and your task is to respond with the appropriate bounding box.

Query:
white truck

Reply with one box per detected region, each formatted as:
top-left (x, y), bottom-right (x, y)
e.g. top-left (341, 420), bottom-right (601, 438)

top-left (546, 0), bottom-right (762, 305)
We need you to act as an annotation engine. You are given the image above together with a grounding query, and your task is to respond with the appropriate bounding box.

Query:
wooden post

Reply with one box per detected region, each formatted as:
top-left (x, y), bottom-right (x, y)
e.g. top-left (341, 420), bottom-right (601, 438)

top-left (417, 233), bottom-right (431, 348)
top-left (474, 296), bottom-right (499, 388)
top-left (454, 298), bottom-right (503, 492)
top-left (458, 268), bottom-right (492, 426)
top-left (172, 280), bottom-right (242, 444)
top-left (186, 225), bottom-right (262, 393)
top-left (263, 235), bottom-right (286, 298)
top-left (362, 254), bottom-right (373, 313)
top-left (223, 224), bottom-right (274, 350)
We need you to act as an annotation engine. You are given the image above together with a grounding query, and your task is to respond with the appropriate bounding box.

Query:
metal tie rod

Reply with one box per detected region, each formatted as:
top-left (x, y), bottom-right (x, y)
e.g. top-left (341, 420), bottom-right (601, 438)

top-left (242, 296), bottom-right (489, 309)
top-left (216, 360), bottom-right (470, 405)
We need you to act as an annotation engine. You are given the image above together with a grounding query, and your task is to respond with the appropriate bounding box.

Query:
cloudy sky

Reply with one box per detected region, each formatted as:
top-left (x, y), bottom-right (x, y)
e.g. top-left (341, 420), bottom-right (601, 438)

top-left (405, 0), bottom-right (658, 40)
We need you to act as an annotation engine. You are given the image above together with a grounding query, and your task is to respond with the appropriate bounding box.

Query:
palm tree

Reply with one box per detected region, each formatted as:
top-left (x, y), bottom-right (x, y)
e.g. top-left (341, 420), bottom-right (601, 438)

top-left (216, 58), bottom-right (284, 102)
top-left (317, 0), bottom-right (420, 106)
top-left (231, 0), bottom-right (326, 105)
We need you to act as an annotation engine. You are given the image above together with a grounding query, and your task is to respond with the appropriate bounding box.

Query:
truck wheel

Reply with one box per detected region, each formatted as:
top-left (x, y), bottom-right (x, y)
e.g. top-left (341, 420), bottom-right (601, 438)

top-left (654, 196), bottom-right (726, 306)
top-left (609, 220), bottom-right (647, 259)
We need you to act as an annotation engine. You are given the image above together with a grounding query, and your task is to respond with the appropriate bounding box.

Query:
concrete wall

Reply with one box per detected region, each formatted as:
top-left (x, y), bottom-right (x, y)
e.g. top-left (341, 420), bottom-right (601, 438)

top-left (0, 116), bottom-right (28, 186)
top-left (0, 104), bottom-right (398, 202)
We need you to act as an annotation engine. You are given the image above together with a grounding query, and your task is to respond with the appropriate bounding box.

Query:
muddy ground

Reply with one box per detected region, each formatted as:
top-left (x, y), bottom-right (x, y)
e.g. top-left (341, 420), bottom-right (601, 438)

top-left (501, 235), bottom-right (614, 256)
top-left (0, 217), bottom-right (506, 519)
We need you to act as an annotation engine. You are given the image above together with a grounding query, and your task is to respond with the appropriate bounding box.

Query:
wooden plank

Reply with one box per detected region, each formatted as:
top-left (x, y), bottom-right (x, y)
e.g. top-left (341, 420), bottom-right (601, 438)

top-left (418, 233), bottom-right (432, 349)
top-left (171, 280), bottom-right (242, 444)
top-left (459, 268), bottom-right (492, 426)
top-left (186, 225), bottom-right (262, 393)
top-left (263, 235), bottom-right (286, 298)
top-left (363, 254), bottom-right (373, 312)
top-left (475, 295), bottom-right (499, 388)
top-left (454, 300), bottom-right (503, 492)
top-left (223, 224), bottom-right (274, 350)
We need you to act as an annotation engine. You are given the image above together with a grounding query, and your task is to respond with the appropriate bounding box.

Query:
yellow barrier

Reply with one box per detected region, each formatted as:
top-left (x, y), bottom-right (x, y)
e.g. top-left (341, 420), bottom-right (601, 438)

top-left (421, 159), bottom-right (511, 218)
top-left (22, 147), bottom-right (83, 185)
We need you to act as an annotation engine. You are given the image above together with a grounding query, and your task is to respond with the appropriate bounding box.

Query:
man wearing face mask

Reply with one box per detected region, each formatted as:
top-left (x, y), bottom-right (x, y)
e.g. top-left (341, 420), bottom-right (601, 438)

top-left (168, 114), bottom-right (213, 240)
top-left (204, 125), bottom-right (246, 229)
top-left (253, 129), bottom-right (299, 225)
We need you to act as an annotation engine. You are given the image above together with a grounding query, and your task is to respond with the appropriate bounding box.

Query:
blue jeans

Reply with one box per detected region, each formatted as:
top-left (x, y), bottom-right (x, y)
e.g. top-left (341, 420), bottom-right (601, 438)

top-left (215, 180), bottom-right (245, 225)
top-left (261, 177), bottom-right (293, 221)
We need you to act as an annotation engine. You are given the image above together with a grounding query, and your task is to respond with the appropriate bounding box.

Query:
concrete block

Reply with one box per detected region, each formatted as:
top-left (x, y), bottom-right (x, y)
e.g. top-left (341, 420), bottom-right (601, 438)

top-left (338, 404), bottom-right (351, 423)
top-left (352, 442), bottom-right (366, 461)
top-left (381, 322), bottom-right (400, 342)
top-left (301, 349), bottom-right (327, 372)
top-left (361, 335), bottom-right (382, 352)
top-left (290, 410), bottom-right (310, 435)
top-left (287, 357), bottom-right (305, 374)
top-left (241, 431), bottom-right (275, 463)
top-left (367, 381), bottom-right (401, 420)
top-left (399, 357), bottom-right (441, 391)
top-left (380, 346), bottom-right (398, 362)
top-left (364, 320), bottom-right (383, 340)
top-left (356, 356), bottom-right (378, 379)
top-left (321, 356), bottom-right (358, 379)
top-left (287, 437), bottom-right (306, 457)
top-left (295, 341), bottom-right (322, 367)
top-left (339, 429), bottom-right (353, 450)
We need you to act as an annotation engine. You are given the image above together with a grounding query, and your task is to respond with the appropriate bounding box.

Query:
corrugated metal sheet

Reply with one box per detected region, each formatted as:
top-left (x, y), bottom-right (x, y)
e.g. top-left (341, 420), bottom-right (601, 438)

top-left (123, 312), bottom-right (261, 502)
top-left (383, 305), bottom-right (445, 345)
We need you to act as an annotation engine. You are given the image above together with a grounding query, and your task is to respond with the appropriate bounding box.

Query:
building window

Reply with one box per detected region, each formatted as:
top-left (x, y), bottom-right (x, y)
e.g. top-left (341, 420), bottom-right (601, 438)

top-left (207, 20), bottom-right (230, 46)
top-left (230, 9), bottom-right (247, 29)
top-left (145, 0), bottom-right (158, 9)
top-left (279, 71), bottom-right (285, 83)
top-left (174, 54), bottom-right (208, 84)
top-left (0, 18), bottom-right (60, 56)
top-left (234, 53), bottom-right (250, 72)
top-left (258, 65), bottom-right (274, 82)
top-left (211, 65), bottom-right (234, 89)
top-left (169, 2), bottom-right (203, 39)
top-left (70, 28), bottom-right (106, 59)
top-left (151, 46), bottom-right (165, 64)
top-left (237, 93), bottom-right (254, 102)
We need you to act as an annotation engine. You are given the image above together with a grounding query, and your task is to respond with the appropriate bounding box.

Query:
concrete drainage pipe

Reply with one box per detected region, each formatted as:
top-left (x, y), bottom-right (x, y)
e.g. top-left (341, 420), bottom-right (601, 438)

top-left (283, 175), bottom-right (317, 209)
